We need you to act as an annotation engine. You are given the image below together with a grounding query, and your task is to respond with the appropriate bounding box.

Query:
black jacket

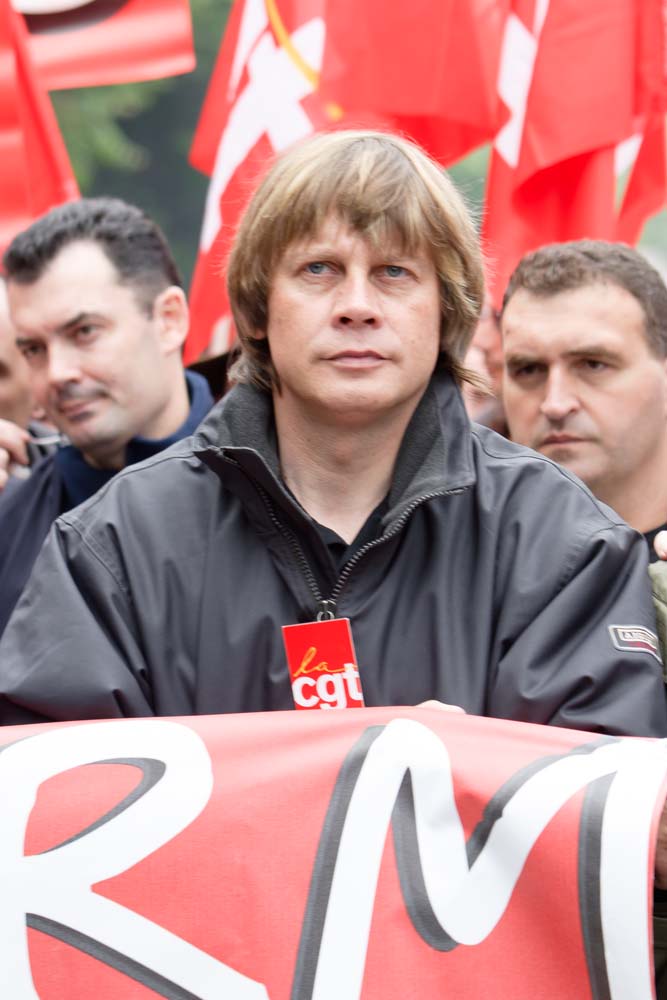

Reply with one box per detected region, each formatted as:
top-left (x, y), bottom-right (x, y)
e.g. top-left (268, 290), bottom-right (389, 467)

top-left (0, 371), bottom-right (213, 637)
top-left (0, 373), bottom-right (665, 736)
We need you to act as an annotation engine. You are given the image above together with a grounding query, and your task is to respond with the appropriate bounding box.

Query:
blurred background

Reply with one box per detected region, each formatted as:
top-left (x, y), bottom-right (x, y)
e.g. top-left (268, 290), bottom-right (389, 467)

top-left (52, 1), bottom-right (667, 290)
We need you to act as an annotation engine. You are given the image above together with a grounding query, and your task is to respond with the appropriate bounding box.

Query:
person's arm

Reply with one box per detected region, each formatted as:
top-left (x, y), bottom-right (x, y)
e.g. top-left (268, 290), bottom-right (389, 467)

top-left (0, 516), bottom-right (155, 724)
top-left (0, 418), bottom-right (30, 490)
top-left (489, 520), bottom-right (667, 737)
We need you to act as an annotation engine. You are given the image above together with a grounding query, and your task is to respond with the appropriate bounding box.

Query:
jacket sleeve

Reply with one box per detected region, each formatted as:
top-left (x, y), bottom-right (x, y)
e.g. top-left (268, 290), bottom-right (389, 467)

top-left (0, 516), bottom-right (155, 724)
top-left (488, 519), bottom-right (667, 738)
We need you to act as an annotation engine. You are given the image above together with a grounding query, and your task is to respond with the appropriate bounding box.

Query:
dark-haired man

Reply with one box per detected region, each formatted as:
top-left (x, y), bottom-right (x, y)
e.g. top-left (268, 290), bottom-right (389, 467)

top-left (502, 240), bottom-right (667, 559)
top-left (0, 197), bottom-right (213, 634)
top-left (500, 240), bottom-right (667, 978)
top-left (0, 132), bottom-right (663, 741)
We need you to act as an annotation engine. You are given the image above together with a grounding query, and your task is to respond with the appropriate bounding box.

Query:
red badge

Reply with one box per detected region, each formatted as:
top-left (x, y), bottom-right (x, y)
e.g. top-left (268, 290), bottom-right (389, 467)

top-left (282, 618), bottom-right (365, 710)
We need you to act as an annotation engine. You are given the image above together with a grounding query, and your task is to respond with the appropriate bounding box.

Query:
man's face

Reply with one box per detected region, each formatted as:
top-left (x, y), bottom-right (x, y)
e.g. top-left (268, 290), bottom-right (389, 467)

top-left (9, 239), bottom-right (181, 468)
top-left (0, 283), bottom-right (33, 428)
top-left (471, 297), bottom-right (503, 393)
top-left (502, 282), bottom-right (667, 505)
top-left (263, 216), bottom-right (441, 428)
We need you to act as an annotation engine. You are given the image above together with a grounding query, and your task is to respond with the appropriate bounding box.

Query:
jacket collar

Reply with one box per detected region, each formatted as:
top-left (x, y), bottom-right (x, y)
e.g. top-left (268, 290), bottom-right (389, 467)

top-left (194, 370), bottom-right (476, 527)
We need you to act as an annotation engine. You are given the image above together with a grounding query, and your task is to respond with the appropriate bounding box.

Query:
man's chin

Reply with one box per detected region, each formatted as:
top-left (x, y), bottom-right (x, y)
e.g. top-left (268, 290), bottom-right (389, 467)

top-left (538, 439), bottom-right (589, 462)
top-left (65, 423), bottom-right (128, 469)
top-left (538, 445), bottom-right (599, 485)
top-left (60, 421), bottom-right (102, 450)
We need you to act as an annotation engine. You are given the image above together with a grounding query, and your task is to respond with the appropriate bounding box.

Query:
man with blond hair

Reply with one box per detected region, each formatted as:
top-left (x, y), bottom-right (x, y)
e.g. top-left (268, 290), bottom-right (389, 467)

top-left (0, 131), bottom-right (663, 737)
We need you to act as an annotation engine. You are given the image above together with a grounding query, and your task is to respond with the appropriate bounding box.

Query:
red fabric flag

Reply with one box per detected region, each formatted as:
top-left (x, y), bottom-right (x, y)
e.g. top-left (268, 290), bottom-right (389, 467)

top-left (616, 114), bottom-right (667, 245)
top-left (317, 0), bottom-right (511, 165)
top-left (187, 0), bottom-right (511, 363)
top-left (0, 0), bottom-right (78, 253)
top-left (188, 0), bottom-right (336, 362)
top-left (483, 0), bottom-right (667, 305)
top-left (3, 708), bottom-right (665, 997)
top-left (14, 0), bottom-right (194, 90)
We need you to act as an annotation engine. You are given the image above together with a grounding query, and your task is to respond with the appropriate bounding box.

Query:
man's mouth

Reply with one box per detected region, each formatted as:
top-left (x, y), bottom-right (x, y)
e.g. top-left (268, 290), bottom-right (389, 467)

top-left (327, 350), bottom-right (386, 364)
top-left (55, 397), bottom-right (101, 420)
top-left (540, 433), bottom-right (585, 446)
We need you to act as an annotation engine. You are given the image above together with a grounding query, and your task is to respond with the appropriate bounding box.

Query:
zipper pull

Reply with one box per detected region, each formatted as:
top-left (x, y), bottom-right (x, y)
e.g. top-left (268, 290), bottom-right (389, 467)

top-left (316, 599), bottom-right (337, 622)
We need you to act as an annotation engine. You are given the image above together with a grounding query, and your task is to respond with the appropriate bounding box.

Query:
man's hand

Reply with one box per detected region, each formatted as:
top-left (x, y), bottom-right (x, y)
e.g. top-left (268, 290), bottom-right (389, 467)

top-left (656, 795), bottom-right (667, 890)
top-left (0, 419), bottom-right (30, 491)
top-left (418, 700), bottom-right (466, 713)
top-left (655, 532), bottom-right (667, 562)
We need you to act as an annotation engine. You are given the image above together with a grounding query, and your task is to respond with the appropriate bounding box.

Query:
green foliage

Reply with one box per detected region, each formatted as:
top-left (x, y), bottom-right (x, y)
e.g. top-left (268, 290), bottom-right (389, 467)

top-left (52, 81), bottom-right (170, 188)
top-left (448, 146), bottom-right (490, 232)
top-left (49, 0), bottom-right (233, 283)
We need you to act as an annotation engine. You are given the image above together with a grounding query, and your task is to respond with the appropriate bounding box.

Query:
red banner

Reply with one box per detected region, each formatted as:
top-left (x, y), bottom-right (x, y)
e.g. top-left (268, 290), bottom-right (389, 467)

top-left (2, 707), bottom-right (665, 997)
top-left (0, 0), bottom-right (78, 252)
top-left (14, 0), bottom-right (195, 90)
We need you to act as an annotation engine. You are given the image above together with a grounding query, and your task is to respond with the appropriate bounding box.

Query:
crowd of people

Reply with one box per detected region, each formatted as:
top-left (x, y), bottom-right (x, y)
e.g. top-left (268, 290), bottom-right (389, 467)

top-left (0, 129), bottom-right (666, 984)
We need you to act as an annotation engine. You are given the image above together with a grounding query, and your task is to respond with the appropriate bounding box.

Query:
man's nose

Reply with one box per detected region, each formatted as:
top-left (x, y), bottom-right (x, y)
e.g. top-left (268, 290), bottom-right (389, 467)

top-left (540, 369), bottom-right (579, 421)
top-left (332, 272), bottom-right (381, 329)
top-left (46, 341), bottom-right (81, 387)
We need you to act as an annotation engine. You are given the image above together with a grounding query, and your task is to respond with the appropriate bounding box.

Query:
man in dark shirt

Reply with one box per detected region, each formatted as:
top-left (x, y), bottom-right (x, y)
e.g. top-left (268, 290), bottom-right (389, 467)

top-left (0, 132), bottom-right (663, 739)
top-left (502, 240), bottom-right (667, 560)
top-left (0, 197), bottom-right (213, 634)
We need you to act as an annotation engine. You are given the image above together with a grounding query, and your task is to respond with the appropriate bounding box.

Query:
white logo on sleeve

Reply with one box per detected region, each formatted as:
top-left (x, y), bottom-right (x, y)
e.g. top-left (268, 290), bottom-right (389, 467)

top-left (609, 625), bottom-right (661, 663)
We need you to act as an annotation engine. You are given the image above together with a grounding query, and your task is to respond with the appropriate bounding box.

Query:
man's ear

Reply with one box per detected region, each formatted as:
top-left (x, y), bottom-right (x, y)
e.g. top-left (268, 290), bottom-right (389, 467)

top-left (660, 352), bottom-right (667, 405)
top-left (153, 286), bottom-right (189, 354)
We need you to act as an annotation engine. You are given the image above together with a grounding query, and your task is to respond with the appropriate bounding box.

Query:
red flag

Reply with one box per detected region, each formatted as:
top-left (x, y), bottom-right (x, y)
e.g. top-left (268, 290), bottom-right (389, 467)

top-left (318, 0), bottom-right (511, 165)
top-left (483, 0), bottom-right (667, 305)
top-left (616, 115), bottom-right (667, 245)
top-left (187, 0), bottom-right (327, 361)
top-left (0, 0), bottom-right (78, 253)
top-left (615, 3), bottom-right (667, 245)
top-left (14, 0), bottom-right (194, 90)
top-left (187, 0), bottom-right (511, 363)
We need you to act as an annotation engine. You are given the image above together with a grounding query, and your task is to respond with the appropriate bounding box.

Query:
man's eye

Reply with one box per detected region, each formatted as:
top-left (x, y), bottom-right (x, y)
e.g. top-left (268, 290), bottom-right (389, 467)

top-left (508, 363), bottom-right (550, 387)
top-left (304, 262), bottom-right (330, 275)
top-left (383, 265), bottom-right (408, 278)
top-left (511, 363), bottom-right (540, 379)
top-left (582, 359), bottom-right (607, 372)
top-left (20, 343), bottom-right (45, 360)
top-left (75, 325), bottom-right (98, 340)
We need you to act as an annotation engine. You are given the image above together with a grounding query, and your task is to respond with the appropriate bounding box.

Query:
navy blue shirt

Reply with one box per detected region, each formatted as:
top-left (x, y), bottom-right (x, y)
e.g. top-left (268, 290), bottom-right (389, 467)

top-left (0, 370), bottom-right (213, 636)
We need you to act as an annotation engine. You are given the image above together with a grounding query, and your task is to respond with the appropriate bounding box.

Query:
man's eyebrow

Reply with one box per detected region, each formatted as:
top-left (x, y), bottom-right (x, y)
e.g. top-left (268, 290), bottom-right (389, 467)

top-left (15, 312), bottom-right (105, 346)
top-left (563, 345), bottom-right (620, 362)
top-left (283, 243), bottom-right (424, 263)
top-left (504, 351), bottom-right (542, 367)
top-left (55, 311), bottom-right (103, 335)
top-left (505, 345), bottom-right (623, 369)
top-left (283, 243), bottom-right (337, 260)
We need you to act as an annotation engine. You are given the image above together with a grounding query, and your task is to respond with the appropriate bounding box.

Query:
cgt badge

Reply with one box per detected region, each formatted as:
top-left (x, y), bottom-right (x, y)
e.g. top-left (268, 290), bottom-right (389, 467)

top-left (282, 618), bottom-right (365, 710)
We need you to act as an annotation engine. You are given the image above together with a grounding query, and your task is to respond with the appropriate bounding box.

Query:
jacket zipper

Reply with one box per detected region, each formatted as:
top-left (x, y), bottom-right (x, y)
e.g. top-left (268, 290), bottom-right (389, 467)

top-left (259, 483), bottom-right (468, 621)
